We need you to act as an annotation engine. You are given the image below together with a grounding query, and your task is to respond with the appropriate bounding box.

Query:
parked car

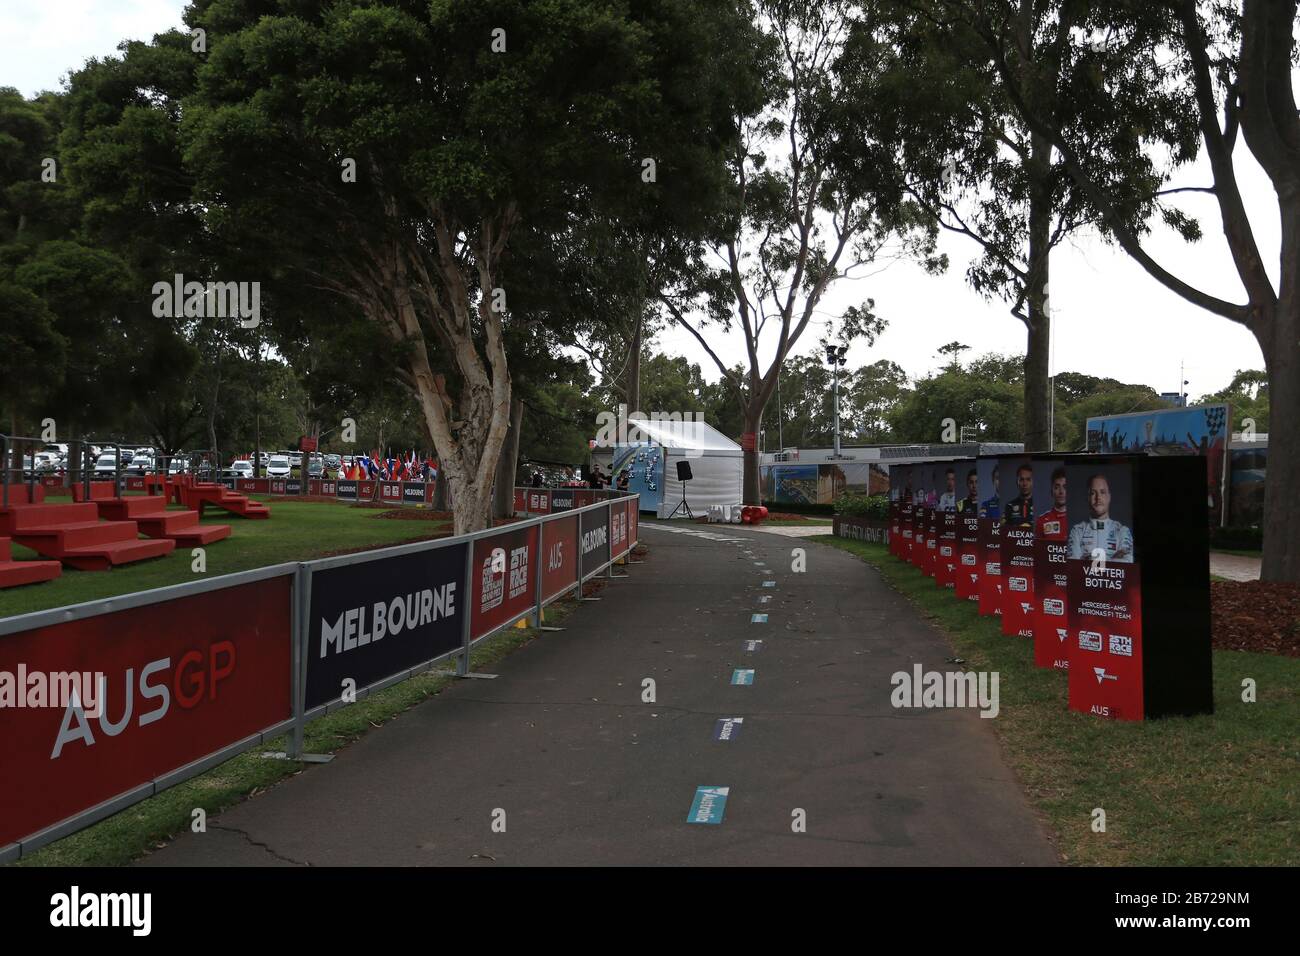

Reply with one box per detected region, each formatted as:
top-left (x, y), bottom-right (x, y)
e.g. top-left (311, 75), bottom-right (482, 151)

top-left (307, 460), bottom-right (324, 478)
top-left (230, 460), bottom-right (253, 479)
top-left (93, 454), bottom-right (125, 476)
top-left (266, 455), bottom-right (291, 478)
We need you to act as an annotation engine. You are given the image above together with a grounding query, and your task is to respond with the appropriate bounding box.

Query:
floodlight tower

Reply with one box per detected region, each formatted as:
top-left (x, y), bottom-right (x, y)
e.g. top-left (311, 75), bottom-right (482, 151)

top-left (824, 343), bottom-right (849, 458)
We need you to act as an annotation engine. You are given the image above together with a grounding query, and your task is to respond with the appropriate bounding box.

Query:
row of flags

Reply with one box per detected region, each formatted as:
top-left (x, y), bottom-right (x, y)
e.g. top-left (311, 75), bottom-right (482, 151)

top-left (342, 450), bottom-right (437, 481)
top-left (234, 450), bottom-right (438, 481)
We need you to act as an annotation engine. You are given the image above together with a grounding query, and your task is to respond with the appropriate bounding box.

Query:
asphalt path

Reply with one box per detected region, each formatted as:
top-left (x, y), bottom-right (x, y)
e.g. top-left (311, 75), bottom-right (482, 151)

top-left (139, 521), bottom-right (1058, 867)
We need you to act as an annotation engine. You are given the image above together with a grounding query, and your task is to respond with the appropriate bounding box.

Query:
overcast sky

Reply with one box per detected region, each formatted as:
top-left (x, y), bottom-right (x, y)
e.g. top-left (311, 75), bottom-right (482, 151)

top-left (3, 0), bottom-right (1280, 400)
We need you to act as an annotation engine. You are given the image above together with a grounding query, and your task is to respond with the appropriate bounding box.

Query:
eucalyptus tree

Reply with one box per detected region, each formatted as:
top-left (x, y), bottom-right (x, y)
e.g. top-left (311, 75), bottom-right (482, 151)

top-left (169, 0), bottom-right (764, 533)
top-left (929, 0), bottom-right (1299, 580)
top-left (660, 0), bottom-right (941, 503)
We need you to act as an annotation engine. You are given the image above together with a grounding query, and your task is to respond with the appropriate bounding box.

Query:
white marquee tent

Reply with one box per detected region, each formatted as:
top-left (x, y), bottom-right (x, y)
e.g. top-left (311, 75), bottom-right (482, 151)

top-left (623, 417), bottom-right (743, 518)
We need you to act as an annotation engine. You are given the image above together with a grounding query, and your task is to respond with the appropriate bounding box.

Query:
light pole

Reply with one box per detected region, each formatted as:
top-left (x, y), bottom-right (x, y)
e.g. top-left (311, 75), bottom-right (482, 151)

top-left (824, 343), bottom-right (848, 458)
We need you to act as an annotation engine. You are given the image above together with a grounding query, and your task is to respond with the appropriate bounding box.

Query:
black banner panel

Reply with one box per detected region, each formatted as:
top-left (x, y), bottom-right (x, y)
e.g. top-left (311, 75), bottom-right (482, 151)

top-left (579, 506), bottom-right (611, 574)
top-left (550, 488), bottom-right (576, 512)
top-left (305, 543), bottom-right (468, 709)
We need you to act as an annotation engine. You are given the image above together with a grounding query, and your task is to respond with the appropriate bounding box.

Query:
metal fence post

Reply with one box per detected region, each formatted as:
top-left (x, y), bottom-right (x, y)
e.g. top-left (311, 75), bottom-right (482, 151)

top-left (288, 563), bottom-right (306, 759)
top-left (456, 534), bottom-right (474, 676)
top-left (532, 518), bottom-right (545, 627)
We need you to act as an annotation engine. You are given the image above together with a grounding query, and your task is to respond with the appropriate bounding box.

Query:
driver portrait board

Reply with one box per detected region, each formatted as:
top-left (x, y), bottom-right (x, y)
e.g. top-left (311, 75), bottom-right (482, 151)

top-left (1064, 455), bottom-right (1212, 720)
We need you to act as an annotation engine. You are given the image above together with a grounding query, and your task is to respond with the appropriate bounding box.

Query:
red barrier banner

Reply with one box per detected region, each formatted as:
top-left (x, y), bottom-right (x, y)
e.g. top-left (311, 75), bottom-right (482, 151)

top-left (124, 477), bottom-right (145, 491)
top-left (610, 501), bottom-right (630, 558)
top-left (239, 478), bottom-right (270, 494)
top-left (936, 511), bottom-right (957, 589)
top-left (513, 489), bottom-right (526, 515)
top-left (471, 525), bottom-right (539, 640)
top-left (955, 512), bottom-right (980, 602)
top-left (39, 475), bottom-right (63, 489)
top-left (1034, 536), bottom-right (1070, 669)
top-left (977, 518), bottom-right (1003, 616)
top-left (889, 499), bottom-right (901, 557)
top-left (0, 575), bottom-right (292, 847)
top-left (900, 500), bottom-right (914, 560)
top-left (526, 490), bottom-right (552, 514)
top-left (357, 480), bottom-right (377, 499)
top-left (1001, 525), bottom-right (1036, 637)
top-left (380, 481), bottom-right (402, 502)
top-left (574, 489), bottom-right (594, 508)
top-left (1066, 561), bottom-right (1144, 720)
top-left (541, 514), bottom-right (578, 602)
top-left (629, 496), bottom-right (639, 544)
top-left (1031, 458), bottom-right (1070, 668)
top-left (309, 480), bottom-right (337, 496)
top-left (924, 508), bottom-right (939, 575)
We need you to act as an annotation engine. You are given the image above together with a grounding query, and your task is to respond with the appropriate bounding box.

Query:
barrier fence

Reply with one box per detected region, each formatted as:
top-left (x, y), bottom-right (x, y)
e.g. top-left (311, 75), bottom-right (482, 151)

top-left (512, 486), bottom-right (635, 515)
top-left (0, 494), bottom-right (639, 861)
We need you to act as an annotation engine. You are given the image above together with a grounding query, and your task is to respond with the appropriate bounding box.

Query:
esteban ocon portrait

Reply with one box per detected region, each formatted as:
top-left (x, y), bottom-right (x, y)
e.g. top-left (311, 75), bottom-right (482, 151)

top-left (1067, 473), bottom-right (1134, 563)
top-left (956, 467), bottom-right (979, 513)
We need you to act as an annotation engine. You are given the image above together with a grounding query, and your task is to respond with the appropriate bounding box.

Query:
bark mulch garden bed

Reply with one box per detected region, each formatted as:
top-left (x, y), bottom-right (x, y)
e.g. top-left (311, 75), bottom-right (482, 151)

top-left (1211, 581), bottom-right (1300, 657)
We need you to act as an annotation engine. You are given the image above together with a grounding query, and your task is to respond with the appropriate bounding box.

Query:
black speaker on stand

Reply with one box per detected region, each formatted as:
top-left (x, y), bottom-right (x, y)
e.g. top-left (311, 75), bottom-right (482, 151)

top-left (668, 460), bottom-right (695, 519)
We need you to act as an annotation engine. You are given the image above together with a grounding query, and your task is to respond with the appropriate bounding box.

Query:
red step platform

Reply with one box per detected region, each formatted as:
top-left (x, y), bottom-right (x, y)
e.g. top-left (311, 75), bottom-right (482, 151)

top-left (73, 484), bottom-right (232, 546)
top-left (181, 481), bottom-right (270, 519)
top-left (0, 536), bottom-right (62, 588)
top-left (0, 485), bottom-right (175, 571)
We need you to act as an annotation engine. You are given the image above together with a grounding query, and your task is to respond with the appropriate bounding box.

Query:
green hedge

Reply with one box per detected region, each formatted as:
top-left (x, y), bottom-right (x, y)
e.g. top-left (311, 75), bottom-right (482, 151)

top-left (1210, 525), bottom-right (1263, 552)
top-left (834, 491), bottom-right (889, 520)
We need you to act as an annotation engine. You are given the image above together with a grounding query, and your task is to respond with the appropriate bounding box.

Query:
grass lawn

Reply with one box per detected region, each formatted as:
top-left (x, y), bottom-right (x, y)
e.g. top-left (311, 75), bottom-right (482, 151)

top-left (813, 535), bottom-right (1300, 867)
top-left (12, 593), bottom-right (587, 867)
top-left (1, 498), bottom-right (449, 617)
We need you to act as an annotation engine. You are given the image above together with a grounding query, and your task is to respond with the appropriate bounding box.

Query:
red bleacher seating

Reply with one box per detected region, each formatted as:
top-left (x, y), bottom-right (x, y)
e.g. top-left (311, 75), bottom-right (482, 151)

top-left (0, 485), bottom-right (175, 571)
top-left (72, 483), bottom-right (232, 546)
top-left (0, 536), bottom-right (62, 588)
top-left (181, 480), bottom-right (270, 519)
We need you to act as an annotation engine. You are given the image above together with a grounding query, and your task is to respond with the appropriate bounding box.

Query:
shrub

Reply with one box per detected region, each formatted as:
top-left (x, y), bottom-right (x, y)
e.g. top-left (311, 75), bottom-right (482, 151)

top-left (834, 491), bottom-right (889, 520)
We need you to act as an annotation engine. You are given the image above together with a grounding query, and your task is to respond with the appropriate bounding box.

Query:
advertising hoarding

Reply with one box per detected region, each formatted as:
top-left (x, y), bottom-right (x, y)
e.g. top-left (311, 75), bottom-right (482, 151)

top-left (1063, 456), bottom-right (1212, 720)
top-left (540, 514), bottom-right (579, 602)
top-left (305, 543), bottom-right (467, 709)
top-left (999, 455), bottom-right (1036, 638)
top-left (1031, 458), bottom-right (1071, 669)
top-left (579, 505), bottom-right (611, 577)
top-left (976, 457), bottom-right (1004, 616)
top-left (1, 575), bottom-right (292, 847)
top-left (1085, 403), bottom-right (1229, 524)
top-left (471, 526), bottom-right (538, 641)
